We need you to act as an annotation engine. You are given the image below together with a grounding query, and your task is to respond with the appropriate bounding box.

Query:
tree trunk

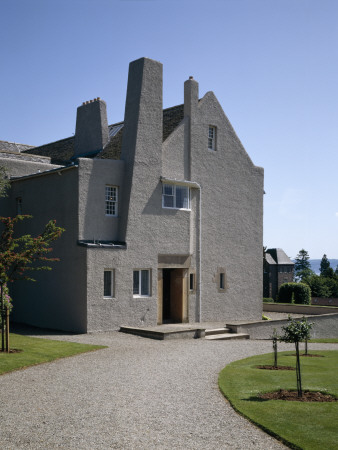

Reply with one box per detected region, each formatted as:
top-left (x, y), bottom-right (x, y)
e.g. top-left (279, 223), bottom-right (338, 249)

top-left (5, 307), bottom-right (9, 353)
top-left (295, 341), bottom-right (302, 397)
top-left (273, 338), bottom-right (278, 368)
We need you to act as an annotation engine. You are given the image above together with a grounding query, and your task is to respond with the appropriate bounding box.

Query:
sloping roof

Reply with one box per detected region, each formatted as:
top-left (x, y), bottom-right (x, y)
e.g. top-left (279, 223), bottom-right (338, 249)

top-left (265, 253), bottom-right (276, 265)
top-left (265, 248), bottom-right (294, 265)
top-left (23, 104), bottom-right (184, 164)
top-left (0, 140), bottom-right (35, 153)
top-left (22, 136), bottom-right (75, 165)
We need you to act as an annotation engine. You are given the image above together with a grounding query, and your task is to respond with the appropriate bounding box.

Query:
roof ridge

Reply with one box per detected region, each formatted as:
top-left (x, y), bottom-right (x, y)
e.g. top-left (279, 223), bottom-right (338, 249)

top-left (0, 139), bottom-right (35, 148)
top-left (23, 135), bottom-right (74, 153)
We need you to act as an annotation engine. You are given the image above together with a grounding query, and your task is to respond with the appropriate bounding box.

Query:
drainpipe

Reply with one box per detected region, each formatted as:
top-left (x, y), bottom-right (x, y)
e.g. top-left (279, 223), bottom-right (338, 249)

top-left (195, 182), bottom-right (202, 323)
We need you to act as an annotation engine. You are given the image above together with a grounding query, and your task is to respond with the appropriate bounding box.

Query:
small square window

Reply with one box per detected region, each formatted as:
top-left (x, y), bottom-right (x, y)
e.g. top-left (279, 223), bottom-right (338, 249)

top-left (104, 270), bottom-right (114, 297)
top-left (133, 269), bottom-right (150, 297)
top-left (162, 184), bottom-right (190, 210)
top-left (208, 126), bottom-right (216, 151)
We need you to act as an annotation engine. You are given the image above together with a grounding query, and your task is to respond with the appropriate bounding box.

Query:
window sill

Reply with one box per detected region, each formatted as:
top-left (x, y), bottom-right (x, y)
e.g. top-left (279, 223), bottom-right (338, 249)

top-left (162, 207), bottom-right (191, 211)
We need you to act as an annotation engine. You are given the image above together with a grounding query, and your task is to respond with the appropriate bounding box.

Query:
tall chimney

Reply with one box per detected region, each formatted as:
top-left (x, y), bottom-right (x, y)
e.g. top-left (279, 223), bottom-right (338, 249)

top-left (184, 76), bottom-right (199, 180)
top-left (184, 76), bottom-right (199, 119)
top-left (119, 57), bottom-right (163, 241)
top-left (74, 98), bottom-right (109, 157)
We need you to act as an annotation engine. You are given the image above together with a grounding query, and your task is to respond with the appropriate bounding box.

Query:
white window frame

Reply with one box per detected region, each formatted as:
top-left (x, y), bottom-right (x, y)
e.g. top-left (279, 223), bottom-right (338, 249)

top-left (208, 126), bottom-right (216, 151)
top-left (133, 269), bottom-right (151, 297)
top-left (104, 270), bottom-right (114, 298)
top-left (162, 184), bottom-right (190, 210)
top-left (105, 185), bottom-right (118, 217)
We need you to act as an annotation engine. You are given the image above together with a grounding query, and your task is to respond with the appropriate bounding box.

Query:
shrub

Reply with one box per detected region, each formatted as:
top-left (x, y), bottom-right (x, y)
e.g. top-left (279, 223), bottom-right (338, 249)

top-left (277, 283), bottom-right (294, 303)
top-left (277, 283), bottom-right (311, 305)
top-left (263, 298), bottom-right (274, 303)
top-left (294, 283), bottom-right (311, 304)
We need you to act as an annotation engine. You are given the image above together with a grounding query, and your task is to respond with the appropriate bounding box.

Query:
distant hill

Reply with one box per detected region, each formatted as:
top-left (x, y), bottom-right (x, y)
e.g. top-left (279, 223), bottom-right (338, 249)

top-left (309, 259), bottom-right (338, 275)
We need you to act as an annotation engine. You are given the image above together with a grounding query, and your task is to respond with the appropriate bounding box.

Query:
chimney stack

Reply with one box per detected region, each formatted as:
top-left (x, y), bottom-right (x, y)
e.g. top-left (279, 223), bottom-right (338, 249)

top-left (184, 76), bottom-right (199, 119)
top-left (74, 98), bottom-right (109, 157)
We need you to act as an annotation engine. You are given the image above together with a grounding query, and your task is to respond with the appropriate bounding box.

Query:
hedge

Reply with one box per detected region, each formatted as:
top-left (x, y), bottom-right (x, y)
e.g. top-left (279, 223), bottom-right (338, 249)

top-left (277, 282), bottom-right (311, 305)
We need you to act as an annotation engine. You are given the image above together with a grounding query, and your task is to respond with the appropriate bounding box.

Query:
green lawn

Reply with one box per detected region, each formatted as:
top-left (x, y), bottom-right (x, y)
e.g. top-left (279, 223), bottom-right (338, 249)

top-left (219, 350), bottom-right (338, 449)
top-left (0, 333), bottom-right (107, 375)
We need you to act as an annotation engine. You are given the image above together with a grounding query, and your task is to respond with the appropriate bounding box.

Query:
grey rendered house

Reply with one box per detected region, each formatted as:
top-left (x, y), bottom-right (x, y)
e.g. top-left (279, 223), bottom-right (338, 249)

top-left (0, 57), bottom-right (264, 333)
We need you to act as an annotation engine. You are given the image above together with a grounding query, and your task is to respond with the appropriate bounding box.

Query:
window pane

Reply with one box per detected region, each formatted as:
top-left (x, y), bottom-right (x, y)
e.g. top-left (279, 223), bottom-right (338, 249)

top-left (141, 270), bottom-right (149, 296)
top-left (176, 186), bottom-right (189, 209)
top-left (104, 271), bottom-right (112, 297)
top-left (163, 195), bottom-right (174, 208)
top-left (163, 184), bottom-right (174, 208)
top-left (133, 271), bottom-right (140, 295)
top-left (163, 184), bottom-right (173, 195)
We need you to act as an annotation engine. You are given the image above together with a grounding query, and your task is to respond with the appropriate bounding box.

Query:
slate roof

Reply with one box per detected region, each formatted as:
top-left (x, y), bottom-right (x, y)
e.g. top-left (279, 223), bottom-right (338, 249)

top-left (0, 140), bottom-right (35, 153)
top-left (23, 104), bottom-right (184, 165)
top-left (265, 248), bottom-right (294, 265)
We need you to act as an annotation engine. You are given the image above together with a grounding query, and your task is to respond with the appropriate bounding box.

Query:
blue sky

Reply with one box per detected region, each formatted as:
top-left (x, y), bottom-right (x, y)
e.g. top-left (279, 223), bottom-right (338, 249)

top-left (1, 0), bottom-right (337, 259)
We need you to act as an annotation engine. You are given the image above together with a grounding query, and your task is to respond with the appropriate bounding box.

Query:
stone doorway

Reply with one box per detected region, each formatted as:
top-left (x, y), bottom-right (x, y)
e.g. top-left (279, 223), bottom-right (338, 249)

top-left (158, 268), bottom-right (188, 324)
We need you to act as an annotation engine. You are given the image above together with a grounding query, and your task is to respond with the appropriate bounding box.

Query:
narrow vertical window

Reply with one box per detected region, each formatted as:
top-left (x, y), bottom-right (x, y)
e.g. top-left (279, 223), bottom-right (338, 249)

top-left (104, 270), bottom-right (114, 297)
top-left (105, 186), bottom-right (118, 216)
top-left (16, 197), bottom-right (22, 215)
top-left (133, 270), bottom-right (150, 296)
top-left (208, 126), bottom-right (216, 151)
top-left (189, 273), bottom-right (195, 291)
top-left (220, 273), bottom-right (225, 290)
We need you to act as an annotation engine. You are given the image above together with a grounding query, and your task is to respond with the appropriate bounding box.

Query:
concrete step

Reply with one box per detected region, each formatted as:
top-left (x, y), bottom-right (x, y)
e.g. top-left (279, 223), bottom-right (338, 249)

top-left (205, 327), bottom-right (231, 336)
top-left (205, 332), bottom-right (250, 341)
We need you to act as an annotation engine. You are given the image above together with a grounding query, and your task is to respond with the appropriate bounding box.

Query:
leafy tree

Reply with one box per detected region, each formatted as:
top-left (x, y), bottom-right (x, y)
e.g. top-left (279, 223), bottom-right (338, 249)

top-left (294, 249), bottom-right (312, 281)
top-left (335, 265), bottom-right (338, 276)
top-left (320, 254), bottom-right (331, 277)
top-left (280, 317), bottom-right (313, 397)
top-left (0, 167), bottom-right (10, 198)
top-left (0, 215), bottom-right (64, 352)
top-left (303, 272), bottom-right (338, 298)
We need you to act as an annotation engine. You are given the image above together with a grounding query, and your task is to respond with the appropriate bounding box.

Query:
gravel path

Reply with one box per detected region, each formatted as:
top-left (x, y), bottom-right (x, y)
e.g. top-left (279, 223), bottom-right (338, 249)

top-left (0, 330), bottom-right (334, 449)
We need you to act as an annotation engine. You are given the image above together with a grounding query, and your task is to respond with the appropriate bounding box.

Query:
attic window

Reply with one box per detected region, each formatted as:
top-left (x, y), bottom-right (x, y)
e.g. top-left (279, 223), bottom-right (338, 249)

top-left (208, 126), bottom-right (216, 151)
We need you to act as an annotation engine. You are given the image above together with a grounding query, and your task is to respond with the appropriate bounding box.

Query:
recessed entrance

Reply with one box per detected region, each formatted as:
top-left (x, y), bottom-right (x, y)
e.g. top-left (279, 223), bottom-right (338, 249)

top-left (158, 268), bottom-right (188, 324)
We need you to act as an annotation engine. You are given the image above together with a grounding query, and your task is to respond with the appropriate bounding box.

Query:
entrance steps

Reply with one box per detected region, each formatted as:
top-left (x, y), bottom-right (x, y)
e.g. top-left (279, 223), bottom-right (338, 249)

top-left (205, 327), bottom-right (249, 340)
top-left (119, 323), bottom-right (250, 341)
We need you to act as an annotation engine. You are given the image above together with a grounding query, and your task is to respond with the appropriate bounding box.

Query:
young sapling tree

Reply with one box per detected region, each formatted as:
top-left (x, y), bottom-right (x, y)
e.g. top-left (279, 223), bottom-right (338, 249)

top-left (280, 317), bottom-right (313, 397)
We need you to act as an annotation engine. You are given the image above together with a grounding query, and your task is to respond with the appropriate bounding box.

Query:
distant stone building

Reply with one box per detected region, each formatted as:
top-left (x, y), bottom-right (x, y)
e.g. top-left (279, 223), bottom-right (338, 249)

top-left (263, 248), bottom-right (294, 300)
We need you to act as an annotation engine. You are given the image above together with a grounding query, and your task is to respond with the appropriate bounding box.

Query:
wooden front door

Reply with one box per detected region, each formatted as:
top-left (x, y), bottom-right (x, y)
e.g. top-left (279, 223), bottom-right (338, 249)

top-left (160, 268), bottom-right (188, 323)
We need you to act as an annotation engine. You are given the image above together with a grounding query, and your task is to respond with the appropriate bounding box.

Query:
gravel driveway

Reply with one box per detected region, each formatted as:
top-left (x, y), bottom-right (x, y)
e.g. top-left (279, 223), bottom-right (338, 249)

top-left (0, 330), bottom-right (333, 449)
